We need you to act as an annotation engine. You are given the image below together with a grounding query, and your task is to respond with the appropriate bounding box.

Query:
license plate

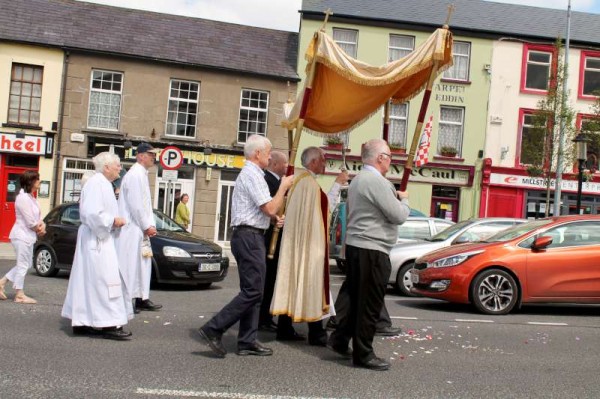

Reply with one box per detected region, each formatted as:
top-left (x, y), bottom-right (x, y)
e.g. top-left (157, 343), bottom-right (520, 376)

top-left (410, 271), bottom-right (419, 284)
top-left (199, 263), bottom-right (220, 272)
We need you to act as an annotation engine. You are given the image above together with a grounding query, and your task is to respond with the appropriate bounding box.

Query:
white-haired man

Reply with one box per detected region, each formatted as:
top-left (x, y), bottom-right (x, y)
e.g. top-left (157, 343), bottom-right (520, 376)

top-left (270, 146), bottom-right (348, 345)
top-left (116, 142), bottom-right (161, 314)
top-left (198, 135), bottom-right (293, 358)
top-left (62, 152), bottom-right (133, 340)
top-left (328, 139), bottom-right (410, 371)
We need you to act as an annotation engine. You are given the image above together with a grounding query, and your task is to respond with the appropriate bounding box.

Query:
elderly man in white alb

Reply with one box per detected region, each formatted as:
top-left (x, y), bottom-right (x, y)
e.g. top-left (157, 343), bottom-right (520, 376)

top-left (62, 152), bottom-right (133, 340)
top-left (116, 142), bottom-right (161, 314)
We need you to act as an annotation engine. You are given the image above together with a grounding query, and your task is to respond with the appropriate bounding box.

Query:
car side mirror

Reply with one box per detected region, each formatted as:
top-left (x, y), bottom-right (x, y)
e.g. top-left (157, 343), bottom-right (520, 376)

top-left (453, 236), bottom-right (470, 245)
top-left (532, 235), bottom-right (553, 250)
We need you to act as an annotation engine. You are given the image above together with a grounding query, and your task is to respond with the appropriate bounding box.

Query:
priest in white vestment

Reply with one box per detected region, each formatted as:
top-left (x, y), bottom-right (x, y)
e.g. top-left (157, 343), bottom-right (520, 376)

top-left (62, 152), bottom-right (133, 340)
top-left (270, 146), bottom-right (348, 346)
top-left (115, 143), bottom-right (161, 313)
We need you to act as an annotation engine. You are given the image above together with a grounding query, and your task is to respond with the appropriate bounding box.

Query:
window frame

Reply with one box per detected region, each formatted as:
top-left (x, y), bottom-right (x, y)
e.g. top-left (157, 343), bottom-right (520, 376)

top-left (386, 101), bottom-right (409, 148)
top-left (576, 113), bottom-right (600, 172)
top-left (332, 28), bottom-right (358, 58)
top-left (437, 105), bottom-right (465, 157)
top-left (164, 78), bottom-right (200, 139)
top-left (388, 34), bottom-right (415, 62)
top-left (87, 69), bottom-right (124, 131)
top-left (237, 88), bottom-right (269, 144)
top-left (578, 50), bottom-right (600, 100)
top-left (442, 41), bottom-right (471, 82)
top-left (7, 63), bottom-right (44, 126)
top-left (520, 43), bottom-right (555, 95)
top-left (516, 108), bottom-right (550, 167)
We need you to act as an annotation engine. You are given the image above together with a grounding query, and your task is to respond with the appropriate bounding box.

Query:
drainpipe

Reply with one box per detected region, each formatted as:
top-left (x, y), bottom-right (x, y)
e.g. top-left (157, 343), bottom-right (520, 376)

top-left (52, 50), bottom-right (69, 208)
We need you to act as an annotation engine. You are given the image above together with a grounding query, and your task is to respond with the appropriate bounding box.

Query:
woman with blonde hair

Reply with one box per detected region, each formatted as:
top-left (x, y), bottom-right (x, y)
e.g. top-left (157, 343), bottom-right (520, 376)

top-left (0, 170), bottom-right (46, 304)
top-left (175, 193), bottom-right (191, 230)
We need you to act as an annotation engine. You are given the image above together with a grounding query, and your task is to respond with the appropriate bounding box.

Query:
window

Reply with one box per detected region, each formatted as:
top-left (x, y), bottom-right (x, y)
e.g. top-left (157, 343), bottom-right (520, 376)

top-left (519, 110), bottom-right (546, 166)
top-left (522, 44), bottom-right (553, 93)
top-left (388, 102), bottom-right (408, 147)
top-left (166, 79), bottom-right (199, 138)
top-left (398, 220), bottom-right (431, 241)
top-left (332, 28), bottom-right (358, 58)
top-left (579, 51), bottom-right (600, 99)
top-left (388, 34), bottom-right (414, 62)
top-left (237, 89), bottom-right (269, 143)
top-left (88, 70), bottom-right (123, 130)
top-left (576, 114), bottom-right (600, 171)
top-left (437, 106), bottom-right (464, 156)
top-left (8, 64), bottom-right (43, 125)
top-left (443, 41), bottom-right (470, 81)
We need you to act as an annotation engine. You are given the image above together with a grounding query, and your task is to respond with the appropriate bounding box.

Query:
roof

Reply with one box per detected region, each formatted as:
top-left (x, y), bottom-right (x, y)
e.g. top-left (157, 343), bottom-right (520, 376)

top-left (302, 0), bottom-right (600, 46)
top-left (0, 0), bottom-right (299, 80)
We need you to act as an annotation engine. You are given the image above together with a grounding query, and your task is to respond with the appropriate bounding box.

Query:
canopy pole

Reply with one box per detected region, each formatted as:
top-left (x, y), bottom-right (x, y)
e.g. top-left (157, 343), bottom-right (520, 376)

top-left (383, 100), bottom-right (390, 142)
top-left (267, 10), bottom-right (331, 259)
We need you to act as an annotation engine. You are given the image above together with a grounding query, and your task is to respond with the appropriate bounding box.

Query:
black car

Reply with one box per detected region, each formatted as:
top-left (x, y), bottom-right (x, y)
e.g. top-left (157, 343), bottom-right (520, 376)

top-left (33, 203), bottom-right (229, 288)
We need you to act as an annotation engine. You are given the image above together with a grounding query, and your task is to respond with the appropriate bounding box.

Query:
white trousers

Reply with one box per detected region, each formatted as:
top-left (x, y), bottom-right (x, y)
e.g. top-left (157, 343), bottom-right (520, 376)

top-left (6, 239), bottom-right (34, 290)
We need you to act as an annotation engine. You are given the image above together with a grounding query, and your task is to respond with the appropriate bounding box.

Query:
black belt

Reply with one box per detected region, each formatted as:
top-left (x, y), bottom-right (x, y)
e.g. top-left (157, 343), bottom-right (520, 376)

top-left (233, 225), bottom-right (267, 235)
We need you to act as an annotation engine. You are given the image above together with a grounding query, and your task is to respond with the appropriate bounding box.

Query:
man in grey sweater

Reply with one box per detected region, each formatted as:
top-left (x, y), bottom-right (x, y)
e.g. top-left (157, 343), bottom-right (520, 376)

top-left (327, 139), bottom-right (410, 371)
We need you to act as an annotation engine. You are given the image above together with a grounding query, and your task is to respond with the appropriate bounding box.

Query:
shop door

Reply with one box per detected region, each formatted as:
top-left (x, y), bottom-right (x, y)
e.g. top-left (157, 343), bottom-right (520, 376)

top-left (430, 185), bottom-right (460, 222)
top-left (0, 166), bottom-right (35, 241)
top-left (155, 179), bottom-right (195, 230)
top-left (214, 180), bottom-right (235, 247)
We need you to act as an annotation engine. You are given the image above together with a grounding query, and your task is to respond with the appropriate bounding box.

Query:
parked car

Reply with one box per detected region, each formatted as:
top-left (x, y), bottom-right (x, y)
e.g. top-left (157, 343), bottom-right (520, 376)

top-left (411, 216), bottom-right (600, 315)
top-left (389, 218), bottom-right (526, 296)
top-left (33, 203), bottom-right (229, 288)
top-left (329, 200), bottom-right (453, 272)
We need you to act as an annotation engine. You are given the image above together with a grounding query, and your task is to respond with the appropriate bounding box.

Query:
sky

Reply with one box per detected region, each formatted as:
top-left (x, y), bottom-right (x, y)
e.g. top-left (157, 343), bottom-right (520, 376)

top-left (78, 0), bottom-right (600, 32)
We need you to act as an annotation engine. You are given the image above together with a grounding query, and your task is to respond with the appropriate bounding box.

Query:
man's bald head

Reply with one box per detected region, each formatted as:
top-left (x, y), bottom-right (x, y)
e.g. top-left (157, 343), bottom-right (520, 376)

top-left (267, 150), bottom-right (289, 178)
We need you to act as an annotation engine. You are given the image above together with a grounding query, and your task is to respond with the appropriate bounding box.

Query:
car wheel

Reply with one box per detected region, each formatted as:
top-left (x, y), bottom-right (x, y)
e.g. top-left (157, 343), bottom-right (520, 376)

top-left (396, 262), bottom-right (417, 297)
top-left (471, 269), bottom-right (519, 315)
top-left (336, 259), bottom-right (346, 273)
top-left (34, 247), bottom-right (59, 277)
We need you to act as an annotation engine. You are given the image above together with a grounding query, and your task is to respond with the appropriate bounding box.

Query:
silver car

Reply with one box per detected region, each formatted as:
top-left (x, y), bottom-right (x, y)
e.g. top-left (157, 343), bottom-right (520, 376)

top-left (389, 218), bottom-right (526, 296)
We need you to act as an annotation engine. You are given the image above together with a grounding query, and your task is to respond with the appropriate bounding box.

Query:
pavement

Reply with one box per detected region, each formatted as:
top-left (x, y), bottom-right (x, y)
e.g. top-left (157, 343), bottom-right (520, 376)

top-left (0, 242), bottom-right (14, 260)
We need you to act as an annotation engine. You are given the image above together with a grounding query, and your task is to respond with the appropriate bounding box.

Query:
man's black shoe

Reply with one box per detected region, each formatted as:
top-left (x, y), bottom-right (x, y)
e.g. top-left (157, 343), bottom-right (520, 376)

top-left (72, 326), bottom-right (103, 336)
top-left (326, 343), bottom-right (353, 359)
top-left (102, 327), bottom-right (132, 341)
top-left (308, 333), bottom-right (328, 347)
top-left (325, 318), bottom-right (337, 331)
top-left (136, 299), bottom-right (162, 311)
top-left (276, 330), bottom-right (306, 341)
top-left (198, 328), bottom-right (226, 358)
top-left (258, 320), bottom-right (278, 333)
top-left (354, 357), bottom-right (390, 371)
top-left (375, 326), bottom-right (402, 336)
top-left (237, 341), bottom-right (273, 356)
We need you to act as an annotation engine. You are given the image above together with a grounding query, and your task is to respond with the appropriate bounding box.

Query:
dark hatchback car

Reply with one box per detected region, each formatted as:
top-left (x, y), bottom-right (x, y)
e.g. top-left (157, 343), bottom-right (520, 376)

top-left (33, 203), bottom-right (229, 288)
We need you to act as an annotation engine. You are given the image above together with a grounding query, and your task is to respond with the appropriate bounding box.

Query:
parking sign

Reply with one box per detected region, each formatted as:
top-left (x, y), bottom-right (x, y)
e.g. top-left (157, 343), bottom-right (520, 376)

top-left (159, 146), bottom-right (183, 170)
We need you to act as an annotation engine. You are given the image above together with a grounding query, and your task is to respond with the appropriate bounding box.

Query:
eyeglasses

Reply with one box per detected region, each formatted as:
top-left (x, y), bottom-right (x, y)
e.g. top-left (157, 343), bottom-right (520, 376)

top-left (379, 152), bottom-right (392, 159)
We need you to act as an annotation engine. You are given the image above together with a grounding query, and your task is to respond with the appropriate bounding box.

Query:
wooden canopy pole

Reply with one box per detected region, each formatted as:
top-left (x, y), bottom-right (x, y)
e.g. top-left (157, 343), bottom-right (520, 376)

top-left (267, 9), bottom-right (333, 259)
top-left (382, 100), bottom-right (390, 142)
top-left (399, 5), bottom-right (454, 191)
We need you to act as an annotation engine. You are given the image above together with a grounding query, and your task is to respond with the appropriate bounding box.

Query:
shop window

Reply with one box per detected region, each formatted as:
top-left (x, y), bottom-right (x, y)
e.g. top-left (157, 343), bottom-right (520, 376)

top-left (237, 89), bottom-right (269, 144)
top-left (8, 63), bottom-right (43, 126)
top-left (443, 41), bottom-right (471, 82)
top-left (388, 34), bottom-right (414, 62)
top-left (88, 69), bottom-right (123, 130)
top-left (431, 185), bottom-right (459, 222)
top-left (333, 28), bottom-right (358, 58)
top-left (165, 79), bottom-right (199, 138)
top-left (521, 44), bottom-right (554, 94)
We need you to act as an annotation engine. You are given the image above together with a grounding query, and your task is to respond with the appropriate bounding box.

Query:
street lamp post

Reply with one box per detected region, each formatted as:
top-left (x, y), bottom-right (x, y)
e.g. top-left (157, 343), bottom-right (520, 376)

top-left (572, 132), bottom-right (589, 215)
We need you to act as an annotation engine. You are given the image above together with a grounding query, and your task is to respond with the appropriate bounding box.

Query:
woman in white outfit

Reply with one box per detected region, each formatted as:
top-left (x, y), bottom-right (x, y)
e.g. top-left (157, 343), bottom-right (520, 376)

top-left (0, 170), bottom-right (46, 304)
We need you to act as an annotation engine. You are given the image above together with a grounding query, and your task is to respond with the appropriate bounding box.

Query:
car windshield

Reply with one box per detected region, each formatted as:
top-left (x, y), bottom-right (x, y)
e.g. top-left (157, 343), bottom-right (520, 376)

top-left (483, 219), bottom-right (552, 242)
top-left (428, 219), bottom-right (473, 241)
top-left (154, 210), bottom-right (186, 232)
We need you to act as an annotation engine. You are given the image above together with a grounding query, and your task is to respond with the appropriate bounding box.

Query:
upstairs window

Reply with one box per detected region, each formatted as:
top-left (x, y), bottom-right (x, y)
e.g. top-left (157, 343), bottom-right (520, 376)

top-left (521, 44), bottom-right (553, 93)
top-left (443, 41), bottom-right (471, 81)
top-left (437, 106), bottom-right (464, 157)
top-left (88, 70), bottom-right (123, 130)
top-left (8, 64), bottom-right (43, 126)
top-left (165, 79), bottom-right (199, 138)
top-left (579, 51), bottom-right (600, 99)
top-left (388, 34), bottom-right (414, 62)
top-left (388, 102), bottom-right (408, 147)
top-left (518, 110), bottom-right (547, 166)
top-left (333, 28), bottom-right (358, 58)
top-left (237, 89), bottom-right (269, 143)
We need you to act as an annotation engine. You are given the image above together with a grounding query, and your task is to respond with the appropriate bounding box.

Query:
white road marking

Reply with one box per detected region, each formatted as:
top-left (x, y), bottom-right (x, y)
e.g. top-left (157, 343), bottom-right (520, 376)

top-left (454, 319), bottom-right (495, 323)
top-left (527, 322), bottom-right (569, 326)
top-left (136, 388), bottom-right (342, 399)
top-left (390, 316), bottom-right (418, 320)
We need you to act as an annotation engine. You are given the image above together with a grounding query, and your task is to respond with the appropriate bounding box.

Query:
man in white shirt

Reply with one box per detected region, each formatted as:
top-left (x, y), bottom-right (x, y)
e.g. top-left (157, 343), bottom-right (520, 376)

top-left (116, 142), bottom-right (161, 314)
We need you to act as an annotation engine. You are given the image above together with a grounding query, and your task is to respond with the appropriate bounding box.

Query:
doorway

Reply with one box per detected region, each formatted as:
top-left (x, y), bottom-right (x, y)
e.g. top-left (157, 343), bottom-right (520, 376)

top-left (214, 170), bottom-right (238, 247)
top-left (154, 165), bottom-right (195, 230)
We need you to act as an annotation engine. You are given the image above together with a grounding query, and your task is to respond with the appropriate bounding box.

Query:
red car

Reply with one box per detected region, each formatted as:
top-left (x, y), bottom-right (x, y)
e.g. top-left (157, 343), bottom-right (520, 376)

top-left (411, 215), bottom-right (600, 315)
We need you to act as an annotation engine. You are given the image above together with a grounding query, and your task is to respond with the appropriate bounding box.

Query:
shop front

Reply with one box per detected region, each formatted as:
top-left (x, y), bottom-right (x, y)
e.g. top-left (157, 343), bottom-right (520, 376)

top-left (0, 131), bottom-right (55, 241)
top-left (480, 162), bottom-right (600, 219)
